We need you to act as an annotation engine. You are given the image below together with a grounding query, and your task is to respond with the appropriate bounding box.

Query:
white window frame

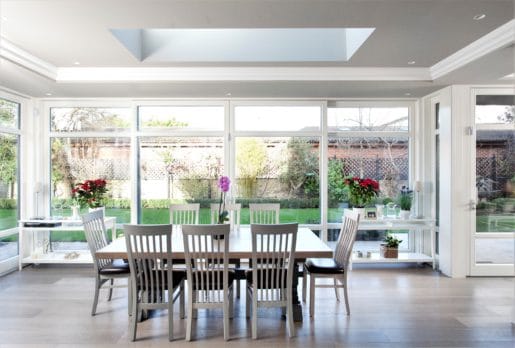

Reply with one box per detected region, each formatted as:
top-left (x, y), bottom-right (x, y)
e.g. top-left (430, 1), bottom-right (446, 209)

top-left (0, 89), bottom-right (25, 275)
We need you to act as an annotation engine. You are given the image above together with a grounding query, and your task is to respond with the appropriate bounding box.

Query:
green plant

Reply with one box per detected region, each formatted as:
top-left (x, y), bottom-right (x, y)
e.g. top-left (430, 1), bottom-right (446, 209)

top-left (397, 186), bottom-right (413, 210)
top-left (328, 159), bottom-right (348, 206)
top-left (71, 179), bottom-right (108, 208)
top-left (342, 177), bottom-right (380, 208)
top-left (383, 234), bottom-right (402, 248)
top-left (382, 197), bottom-right (394, 205)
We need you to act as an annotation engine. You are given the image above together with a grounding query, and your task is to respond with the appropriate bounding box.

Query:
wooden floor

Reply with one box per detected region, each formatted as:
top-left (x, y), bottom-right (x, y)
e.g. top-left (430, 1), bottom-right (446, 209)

top-left (0, 264), bottom-right (513, 347)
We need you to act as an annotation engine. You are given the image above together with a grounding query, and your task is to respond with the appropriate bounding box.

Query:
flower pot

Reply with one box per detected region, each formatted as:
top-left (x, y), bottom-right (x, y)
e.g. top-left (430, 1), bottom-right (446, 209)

top-left (352, 207), bottom-right (366, 217)
top-left (71, 205), bottom-right (80, 220)
top-left (399, 210), bottom-right (411, 220)
top-left (380, 244), bottom-right (399, 258)
top-left (89, 206), bottom-right (105, 215)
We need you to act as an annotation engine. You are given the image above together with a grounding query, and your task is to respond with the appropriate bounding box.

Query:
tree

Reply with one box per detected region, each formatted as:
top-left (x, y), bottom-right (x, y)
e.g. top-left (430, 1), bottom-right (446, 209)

top-left (236, 138), bottom-right (268, 198)
top-left (328, 158), bottom-right (348, 206)
top-left (281, 138), bottom-right (319, 197)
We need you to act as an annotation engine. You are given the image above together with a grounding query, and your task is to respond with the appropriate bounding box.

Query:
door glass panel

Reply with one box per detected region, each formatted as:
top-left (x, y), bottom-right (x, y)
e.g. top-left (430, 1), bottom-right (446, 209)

top-left (475, 96), bottom-right (515, 233)
top-left (474, 94), bottom-right (514, 268)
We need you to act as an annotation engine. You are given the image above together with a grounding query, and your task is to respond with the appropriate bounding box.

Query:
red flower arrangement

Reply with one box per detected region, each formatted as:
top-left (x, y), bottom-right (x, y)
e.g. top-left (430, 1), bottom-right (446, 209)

top-left (343, 177), bottom-right (380, 208)
top-left (71, 179), bottom-right (108, 208)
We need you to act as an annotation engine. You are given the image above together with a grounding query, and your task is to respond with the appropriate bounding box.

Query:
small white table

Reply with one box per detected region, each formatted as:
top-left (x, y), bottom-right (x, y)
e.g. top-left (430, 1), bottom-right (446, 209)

top-left (352, 218), bottom-right (436, 269)
top-left (18, 217), bottom-right (116, 271)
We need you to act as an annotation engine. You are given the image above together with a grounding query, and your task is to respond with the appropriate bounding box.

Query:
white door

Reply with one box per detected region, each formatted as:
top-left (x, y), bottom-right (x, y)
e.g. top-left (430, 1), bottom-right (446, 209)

top-left (470, 89), bottom-right (515, 276)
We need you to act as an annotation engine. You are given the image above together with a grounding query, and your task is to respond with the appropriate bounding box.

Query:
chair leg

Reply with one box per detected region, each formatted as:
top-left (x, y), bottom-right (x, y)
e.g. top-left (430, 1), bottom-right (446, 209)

top-left (129, 296), bottom-right (138, 341)
top-left (223, 290), bottom-right (230, 341)
top-left (309, 274), bottom-right (315, 318)
top-left (343, 276), bottom-right (350, 315)
top-left (127, 277), bottom-right (132, 317)
top-left (229, 288), bottom-right (234, 319)
top-left (236, 279), bottom-right (241, 299)
top-left (179, 281), bottom-right (185, 319)
top-left (333, 277), bottom-right (340, 301)
top-left (107, 278), bottom-right (114, 301)
top-left (168, 294), bottom-right (174, 341)
top-left (186, 290), bottom-right (193, 341)
top-left (193, 291), bottom-right (198, 319)
top-left (91, 275), bottom-right (101, 316)
top-left (302, 270), bottom-right (307, 303)
top-left (251, 296), bottom-right (258, 339)
top-left (245, 288), bottom-right (250, 319)
top-left (286, 297), bottom-right (295, 338)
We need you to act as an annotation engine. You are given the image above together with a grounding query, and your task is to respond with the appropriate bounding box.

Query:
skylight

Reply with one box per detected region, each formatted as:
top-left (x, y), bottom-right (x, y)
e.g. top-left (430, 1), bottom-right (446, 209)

top-left (110, 28), bottom-right (375, 63)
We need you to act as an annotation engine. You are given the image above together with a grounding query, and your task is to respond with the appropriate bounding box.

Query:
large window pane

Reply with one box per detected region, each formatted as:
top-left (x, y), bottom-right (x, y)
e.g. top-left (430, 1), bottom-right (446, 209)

top-left (475, 96), bottom-right (514, 233)
top-left (50, 107), bottom-right (131, 132)
top-left (235, 137), bottom-right (320, 224)
top-left (0, 99), bottom-right (19, 128)
top-left (327, 136), bottom-right (409, 243)
top-left (51, 137), bottom-right (131, 226)
top-left (138, 106), bottom-right (224, 131)
top-left (328, 107), bottom-right (409, 131)
top-left (139, 137), bottom-right (224, 224)
top-left (235, 106), bottom-right (320, 131)
top-left (0, 133), bottom-right (18, 230)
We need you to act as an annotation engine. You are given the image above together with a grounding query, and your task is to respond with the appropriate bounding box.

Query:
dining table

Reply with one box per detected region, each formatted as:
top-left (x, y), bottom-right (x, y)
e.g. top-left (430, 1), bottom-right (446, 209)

top-left (96, 226), bottom-right (333, 321)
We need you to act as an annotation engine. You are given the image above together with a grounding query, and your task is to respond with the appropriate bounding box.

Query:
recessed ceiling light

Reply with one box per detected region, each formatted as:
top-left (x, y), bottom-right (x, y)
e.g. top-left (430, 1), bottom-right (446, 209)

top-left (73, 61), bottom-right (81, 65)
top-left (407, 61), bottom-right (416, 65)
top-left (405, 93), bottom-right (411, 96)
top-left (225, 92), bottom-right (232, 97)
top-left (45, 93), bottom-right (52, 96)
top-left (473, 14), bottom-right (486, 20)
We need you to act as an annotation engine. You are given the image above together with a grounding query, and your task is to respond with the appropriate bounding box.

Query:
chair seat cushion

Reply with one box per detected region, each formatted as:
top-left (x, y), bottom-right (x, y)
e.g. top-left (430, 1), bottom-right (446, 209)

top-left (245, 268), bottom-right (289, 289)
top-left (99, 259), bottom-right (130, 275)
top-left (305, 258), bottom-right (345, 274)
top-left (190, 270), bottom-right (235, 290)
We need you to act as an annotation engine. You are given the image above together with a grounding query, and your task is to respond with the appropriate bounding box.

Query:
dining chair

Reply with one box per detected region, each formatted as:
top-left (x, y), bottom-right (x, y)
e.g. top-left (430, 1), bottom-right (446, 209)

top-left (81, 209), bottom-right (130, 316)
top-left (303, 210), bottom-right (360, 317)
top-left (124, 224), bottom-right (186, 341)
top-left (169, 203), bottom-right (200, 224)
top-left (210, 203), bottom-right (241, 231)
top-left (210, 203), bottom-right (243, 298)
top-left (182, 224), bottom-right (234, 341)
top-left (246, 223), bottom-right (298, 339)
top-left (249, 203), bottom-right (280, 224)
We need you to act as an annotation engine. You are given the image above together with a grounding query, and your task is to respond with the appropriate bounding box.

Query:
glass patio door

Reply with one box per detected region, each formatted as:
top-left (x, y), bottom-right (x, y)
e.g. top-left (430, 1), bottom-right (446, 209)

top-left (470, 90), bottom-right (515, 276)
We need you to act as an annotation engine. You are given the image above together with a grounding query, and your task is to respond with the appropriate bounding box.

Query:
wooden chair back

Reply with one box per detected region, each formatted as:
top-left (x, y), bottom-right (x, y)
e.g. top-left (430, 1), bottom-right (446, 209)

top-left (334, 210), bottom-right (360, 269)
top-left (210, 203), bottom-right (241, 231)
top-left (169, 203), bottom-right (200, 224)
top-left (249, 203), bottom-right (280, 224)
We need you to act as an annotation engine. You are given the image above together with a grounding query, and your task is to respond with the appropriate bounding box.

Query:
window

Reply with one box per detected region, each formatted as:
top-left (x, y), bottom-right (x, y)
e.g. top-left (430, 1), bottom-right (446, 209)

top-left (50, 107), bottom-right (132, 229)
top-left (137, 104), bottom-right (226, 224)
top-left (139, 136), bottom-right (224, 223)
top-left (327, 104), bottom-right (411, 246)
top-left (0, 97), bottom-right (20, 272)
top-left (233, 104), bottom-right (322, 225)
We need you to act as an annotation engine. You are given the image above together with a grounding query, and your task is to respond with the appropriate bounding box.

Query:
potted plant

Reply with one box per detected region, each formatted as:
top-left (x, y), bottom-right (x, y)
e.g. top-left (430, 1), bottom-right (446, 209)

top-left (380, 234), bottom-right (402, 258)
top-left (71, 179), bottom-right (108, 212)
top-left (342, 177), bottom-right (380, 216)
top-left (397, 186), bottom-right (413, 219)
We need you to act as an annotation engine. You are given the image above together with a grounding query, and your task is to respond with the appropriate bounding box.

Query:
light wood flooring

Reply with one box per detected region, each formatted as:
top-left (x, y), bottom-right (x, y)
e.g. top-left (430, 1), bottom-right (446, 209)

top-left (0, 264), bottom-right (513, 347)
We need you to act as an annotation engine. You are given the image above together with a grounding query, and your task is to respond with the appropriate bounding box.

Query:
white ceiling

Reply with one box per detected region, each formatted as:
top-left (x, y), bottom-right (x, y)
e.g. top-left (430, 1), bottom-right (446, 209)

top-left (0, 0), bottom-right (513, 99)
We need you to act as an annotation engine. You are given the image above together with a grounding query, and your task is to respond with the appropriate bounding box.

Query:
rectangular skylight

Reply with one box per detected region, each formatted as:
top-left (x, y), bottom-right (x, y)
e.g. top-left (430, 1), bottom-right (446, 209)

top-left (110, 28), bottom-right (375, 63)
